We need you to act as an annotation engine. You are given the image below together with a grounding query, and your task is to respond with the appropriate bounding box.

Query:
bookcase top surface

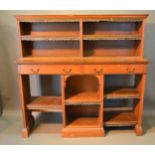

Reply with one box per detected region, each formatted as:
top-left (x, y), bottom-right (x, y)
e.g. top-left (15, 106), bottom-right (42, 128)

top-left (15, 14), bottom-right (148, 22)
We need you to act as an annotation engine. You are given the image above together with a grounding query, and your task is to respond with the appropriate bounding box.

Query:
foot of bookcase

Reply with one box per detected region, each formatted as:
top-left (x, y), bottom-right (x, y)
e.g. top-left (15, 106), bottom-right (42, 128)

top-left (21, 115), bottom-right (34, 138)
top-left (61, 127), bottom-right (105, 138)
top-left (134, 124), bottom-right (143, 136)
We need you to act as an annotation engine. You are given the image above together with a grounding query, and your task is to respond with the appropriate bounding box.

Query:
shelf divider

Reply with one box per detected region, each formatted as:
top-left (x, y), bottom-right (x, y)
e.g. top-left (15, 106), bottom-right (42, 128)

top-left (79, 19), bottom-right (83, 57)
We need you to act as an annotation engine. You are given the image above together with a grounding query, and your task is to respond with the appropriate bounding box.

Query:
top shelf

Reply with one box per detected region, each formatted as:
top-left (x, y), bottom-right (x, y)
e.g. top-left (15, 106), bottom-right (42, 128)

top-left (17, 14), bottom-right (148, 58)
top-left (16, 14), bottom-right (148, 22)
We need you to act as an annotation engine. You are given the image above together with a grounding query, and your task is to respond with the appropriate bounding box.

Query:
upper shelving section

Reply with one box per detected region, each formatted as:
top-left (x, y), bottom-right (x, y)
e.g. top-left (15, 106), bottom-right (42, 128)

top-left (16, 14), bottom-right (148, 58)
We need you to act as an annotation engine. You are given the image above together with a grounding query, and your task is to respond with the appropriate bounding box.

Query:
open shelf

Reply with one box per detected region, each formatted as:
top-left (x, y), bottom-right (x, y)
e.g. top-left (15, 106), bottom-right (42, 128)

top-left (83, 21), bottom-right (142, 35)
top-left (20, 22), bottom-right (79, 36)
top-left (105, 88), bottom-right (140, 99)
top-left (65, 75), bottom-right (100, 103)
top-left (104, 111), bottom-right (137, 126)
top-left (21, 35), bottom-right (80, 41)
top-left (66, 117), bottom-right (99, 128)
top-left (84, 34), bottom-right (141, 41)
top-left (22, 41), bottom-right (80, 57)
top-left (26, 96), bottom-right (62, 112)
top-left (65, 105), bottom-right (100, 128)
top-left (84, 40), bottom-right (139, 57)
top-left (65, 92), bottom-right (100, 104)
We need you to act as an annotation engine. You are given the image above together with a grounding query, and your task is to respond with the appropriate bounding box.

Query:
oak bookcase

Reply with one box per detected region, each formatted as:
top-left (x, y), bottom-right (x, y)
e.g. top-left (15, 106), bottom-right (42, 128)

top-left (16, 14), bottom-right (149, 138)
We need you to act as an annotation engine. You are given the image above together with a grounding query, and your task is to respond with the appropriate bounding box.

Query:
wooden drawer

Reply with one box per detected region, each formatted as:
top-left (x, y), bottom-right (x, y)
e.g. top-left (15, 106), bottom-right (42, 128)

top-left (83, 64), bottom-right (146, 74)
top-left (18, 65), bottom-right (82, 75)
top-left (18, 64), bottom-right (146, 75)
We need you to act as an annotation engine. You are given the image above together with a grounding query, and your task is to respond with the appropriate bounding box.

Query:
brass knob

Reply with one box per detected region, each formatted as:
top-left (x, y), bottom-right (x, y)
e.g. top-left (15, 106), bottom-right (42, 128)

top-left (126, 67), bottom-right (135, 73)
top-left (94, 68), bottom-right (103, 74)
top-left (31, 68), bottom-right (40, 74)
top-left (63, 68), bottom-right (72, 74)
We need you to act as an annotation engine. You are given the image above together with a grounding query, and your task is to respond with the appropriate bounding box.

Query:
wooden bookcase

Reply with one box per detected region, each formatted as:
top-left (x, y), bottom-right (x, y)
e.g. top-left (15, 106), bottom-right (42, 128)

top-left (16, 14), bottom-right (149, 138)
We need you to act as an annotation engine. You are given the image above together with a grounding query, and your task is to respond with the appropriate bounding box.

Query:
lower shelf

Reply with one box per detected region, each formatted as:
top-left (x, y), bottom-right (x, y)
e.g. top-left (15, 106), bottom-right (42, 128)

top-left (27, 96), bottom-right (62, 112)
top-left (104, 111), bottom-right (137, 126)
top-left (66, 117), bottom-right (99, 128)
top-left (62, 127), bottom-right (104, 137)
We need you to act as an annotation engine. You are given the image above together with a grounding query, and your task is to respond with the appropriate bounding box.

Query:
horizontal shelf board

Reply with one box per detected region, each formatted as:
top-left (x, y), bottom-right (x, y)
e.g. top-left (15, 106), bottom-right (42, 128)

top-left (16, 57), bottom-right (149, 65)
top-left (65, 92), bottom-right (101, 103)
top-left (84, 34), bottom-right (141, 40)
top-left (30, 50), bottom-right (80, 57)
top-left (83, 19), bottom-right (144, 22)
top-left (19, 19), bottom-right (80, 23)
top-left (27, 96), bottom-right (62, 112)
top-left (66, 117), bottom-right (99, 128)
top-left (21, 35), bottom-right (80, 41)
top-left (105, 88), bottom-right (140, 99)
top-left (16, 14), bottom-right (148, 22)
top-left (65, 102), bottom-right (100, 106)
top-left (104, 106), bottom-right (133, 112)
top-left (104, 111), bottom-right (137, 126)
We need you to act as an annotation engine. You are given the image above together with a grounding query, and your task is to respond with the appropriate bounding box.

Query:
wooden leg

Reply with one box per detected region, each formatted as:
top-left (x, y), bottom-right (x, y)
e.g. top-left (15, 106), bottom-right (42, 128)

top-left (18, 75), bottom-right (34, 138)
top-left (134, 124), bottom-right (143, 136)
top-left (134, 74), bottom-right (146, 136)
top-left (21, 115), bottom-right (34, 138)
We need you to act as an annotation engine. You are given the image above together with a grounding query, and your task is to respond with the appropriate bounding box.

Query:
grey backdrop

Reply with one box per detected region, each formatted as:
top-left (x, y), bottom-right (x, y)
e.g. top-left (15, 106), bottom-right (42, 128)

top-left (0, 10), bottom-right (154, 114)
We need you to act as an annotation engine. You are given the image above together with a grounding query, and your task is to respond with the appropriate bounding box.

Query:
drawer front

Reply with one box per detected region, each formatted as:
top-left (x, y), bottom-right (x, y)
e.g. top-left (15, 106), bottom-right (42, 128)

top-left (18, 65), bottom-right (82, 75)
top-left (18, 64), bottom-right (146, 75)
top-left (103, 64), bottom-right (146, 74)
top-left (83, 64), bottom-right (146, 74)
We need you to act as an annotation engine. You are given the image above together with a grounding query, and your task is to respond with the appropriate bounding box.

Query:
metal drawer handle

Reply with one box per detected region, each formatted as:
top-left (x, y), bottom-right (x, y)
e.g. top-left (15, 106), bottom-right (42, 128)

top-left (63, 68), bottom-right (72, 74)
top-left (31, 68), bottom-right (40, 74)
top-left (126, 67), bottom-right (135, 73)
top-left (94, 68), bottom-right (103, 74)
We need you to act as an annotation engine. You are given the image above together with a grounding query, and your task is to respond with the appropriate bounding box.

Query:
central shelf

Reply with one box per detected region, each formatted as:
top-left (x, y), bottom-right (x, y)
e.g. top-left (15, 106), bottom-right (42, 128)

top-left (65, 92), bottom-right (100, 104)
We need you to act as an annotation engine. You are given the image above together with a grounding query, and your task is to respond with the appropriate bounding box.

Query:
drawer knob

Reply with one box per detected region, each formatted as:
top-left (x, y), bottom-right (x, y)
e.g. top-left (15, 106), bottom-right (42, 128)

top-left (94, 68), bottom-right (103, 74)
top-left (31, 68), bottom-right (40, 74)
top-left (127, 67), bottom-right (135, 73)
top-left (63, 68), bottom-right (72, 74)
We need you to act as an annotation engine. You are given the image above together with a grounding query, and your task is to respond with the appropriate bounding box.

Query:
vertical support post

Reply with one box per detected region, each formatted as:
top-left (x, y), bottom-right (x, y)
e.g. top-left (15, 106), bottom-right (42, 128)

top-left (97, 74), bottom-right (105, 136)
top-left (79, 19), bottom-right (83, 57)
top-left (134, 74), bottom-right (146, 135)
top-left (61, 75), bottom-right (67, 128)
top-left (137, 19), bottom-right (146, 57)
top-left (18, 74), bottom-right (34, 138)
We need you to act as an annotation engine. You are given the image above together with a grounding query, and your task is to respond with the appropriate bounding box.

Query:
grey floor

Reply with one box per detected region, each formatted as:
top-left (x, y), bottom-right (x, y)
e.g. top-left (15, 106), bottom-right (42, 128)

top-left (0, 108), bottom-right (155, 145)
